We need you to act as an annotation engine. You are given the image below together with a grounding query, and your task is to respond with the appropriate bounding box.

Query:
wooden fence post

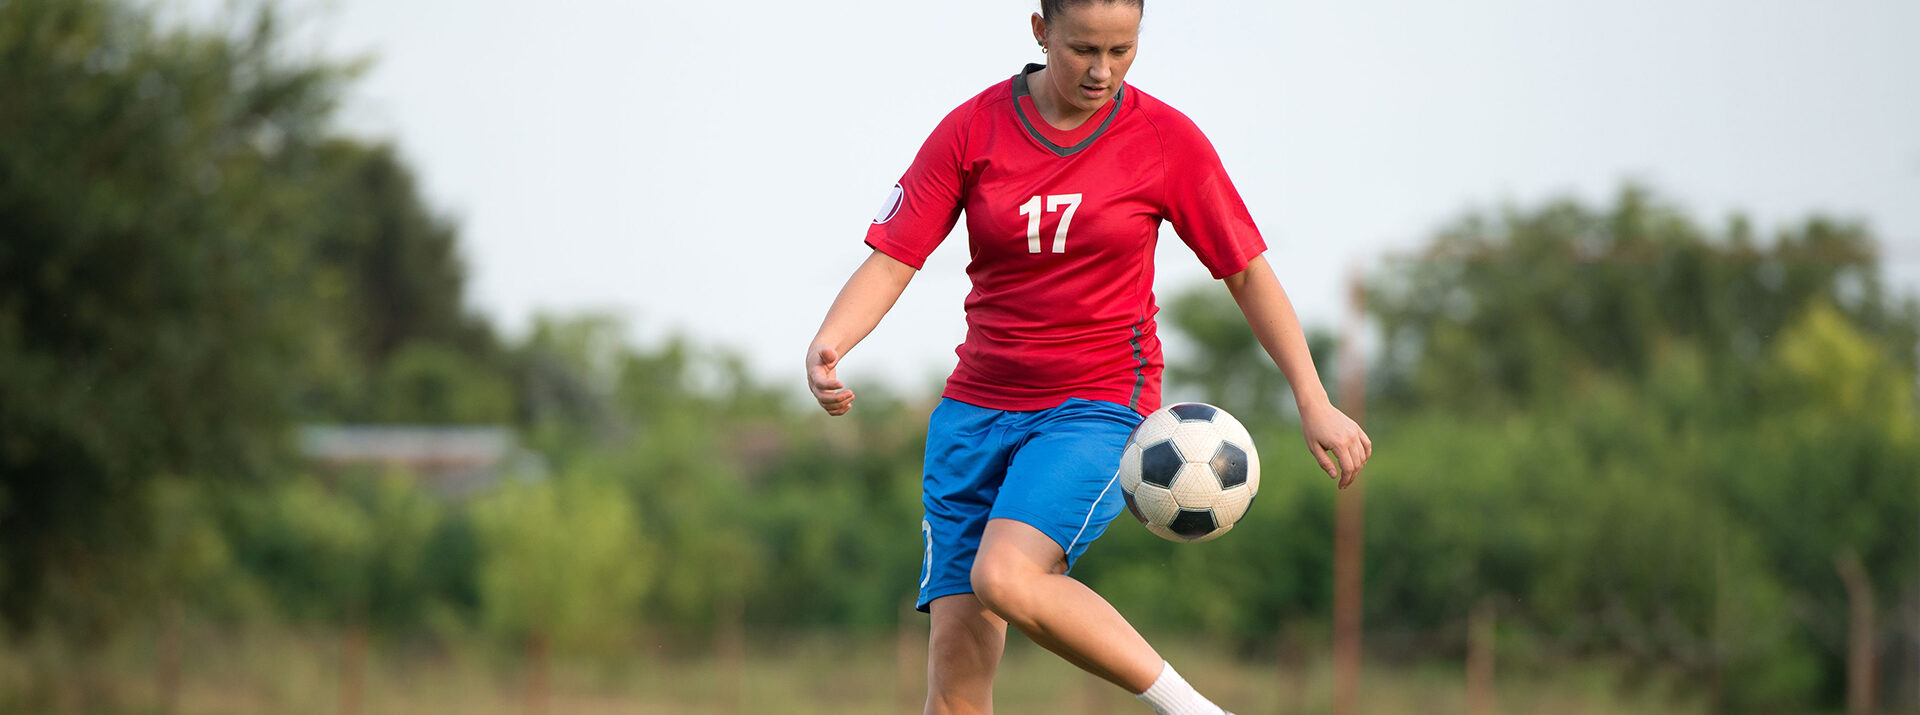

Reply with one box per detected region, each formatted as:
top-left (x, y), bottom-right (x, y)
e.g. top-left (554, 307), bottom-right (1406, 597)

top-left (716, 591), bottom-right (746, 715)
top-left (525, 629), bottom-right (550, 715)
top-left (341, 622), bottom-right (366, 715)
top-left (1467, 598), bottom-right (1496, 715)
top-left (157, 596), bottom-right (182, 715)
top-left (899, 596), bottom-right (923, 714)
top-left (1836, 549), bottom-right (1876, 715)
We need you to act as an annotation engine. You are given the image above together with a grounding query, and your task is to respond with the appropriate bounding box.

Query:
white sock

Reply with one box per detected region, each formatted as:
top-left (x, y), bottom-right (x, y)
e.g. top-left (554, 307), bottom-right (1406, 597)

top-left (1135, 661), bottom-right (1226, 715)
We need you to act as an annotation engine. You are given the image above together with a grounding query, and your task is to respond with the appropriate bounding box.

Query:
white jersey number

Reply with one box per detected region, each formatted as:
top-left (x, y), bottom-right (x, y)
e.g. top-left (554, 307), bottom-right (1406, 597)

top-left (1019, 193), bottom-right (1083, 254)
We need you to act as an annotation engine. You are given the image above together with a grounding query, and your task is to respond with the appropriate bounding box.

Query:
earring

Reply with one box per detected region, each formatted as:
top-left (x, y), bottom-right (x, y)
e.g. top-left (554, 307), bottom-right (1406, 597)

top-left (1039, 41), bottom-right (1047, 53)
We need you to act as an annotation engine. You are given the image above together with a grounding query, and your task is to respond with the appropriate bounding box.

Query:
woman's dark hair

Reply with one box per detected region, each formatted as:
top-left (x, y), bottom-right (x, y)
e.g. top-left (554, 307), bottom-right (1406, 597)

top-left (1040, 0), bottom-right (1144, 25)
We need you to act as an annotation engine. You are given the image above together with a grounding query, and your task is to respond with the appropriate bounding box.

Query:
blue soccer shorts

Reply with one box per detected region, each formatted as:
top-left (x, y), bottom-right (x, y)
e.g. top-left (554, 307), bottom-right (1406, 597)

top-left (916, 397), bottom-right (1144, 612)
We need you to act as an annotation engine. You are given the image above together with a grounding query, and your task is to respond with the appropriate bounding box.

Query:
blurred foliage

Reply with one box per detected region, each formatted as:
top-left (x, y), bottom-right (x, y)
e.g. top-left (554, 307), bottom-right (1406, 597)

top-left (1, 0), bottom-right (340, 629)
top-left (473, 472), bottom-right (649, 654)
top-left (1338, 186), bottom-right (1916, 709)
top-left (1367, 185), bottom-right (1916, 413)
top-left (1124, 186), bottom-right (1919, 709)
top-left (2, 0), bottom-right (1918, 712)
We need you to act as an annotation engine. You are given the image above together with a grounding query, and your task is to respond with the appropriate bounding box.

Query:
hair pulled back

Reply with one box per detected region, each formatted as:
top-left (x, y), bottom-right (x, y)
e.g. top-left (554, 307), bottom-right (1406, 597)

top-left (1039, 0), bottom-right (1144, 25)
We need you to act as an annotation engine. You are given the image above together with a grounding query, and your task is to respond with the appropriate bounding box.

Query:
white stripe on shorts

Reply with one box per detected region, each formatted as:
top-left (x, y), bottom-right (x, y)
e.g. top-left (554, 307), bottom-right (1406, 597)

top-left (1065, 470), bottom-right (1121, 557)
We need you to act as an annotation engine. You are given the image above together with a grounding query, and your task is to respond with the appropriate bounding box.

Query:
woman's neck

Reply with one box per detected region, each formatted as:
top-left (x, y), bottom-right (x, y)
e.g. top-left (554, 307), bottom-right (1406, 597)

top-left (1029, 66), bottom-right (1104, 131)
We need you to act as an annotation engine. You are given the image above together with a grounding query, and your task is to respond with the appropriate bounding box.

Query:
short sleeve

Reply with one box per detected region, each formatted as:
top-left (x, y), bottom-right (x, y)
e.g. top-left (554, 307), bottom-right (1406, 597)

top-left (864, 102), bottom-right (972, 269)
top-left (1157, 113), bottom-right (1266, 279)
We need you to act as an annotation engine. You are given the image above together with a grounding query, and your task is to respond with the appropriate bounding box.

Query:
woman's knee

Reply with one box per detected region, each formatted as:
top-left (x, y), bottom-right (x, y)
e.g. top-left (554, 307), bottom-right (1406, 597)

top-left (972, 519), bottom-right (1070, 622)
top-left (926, 595), bottom-right (1004, 704)
top-left (930, 608), bottom-right (998, 655)
top-left (969, 548), bottom-right (1036, 617)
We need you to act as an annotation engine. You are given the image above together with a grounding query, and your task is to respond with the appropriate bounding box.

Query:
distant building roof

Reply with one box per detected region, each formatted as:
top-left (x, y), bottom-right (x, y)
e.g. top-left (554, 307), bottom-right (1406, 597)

top-left (297, 425), bottom-right (544, 497)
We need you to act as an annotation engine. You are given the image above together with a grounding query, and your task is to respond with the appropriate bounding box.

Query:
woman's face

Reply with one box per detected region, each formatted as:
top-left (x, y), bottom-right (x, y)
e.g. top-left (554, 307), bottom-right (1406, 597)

top-left (1032, 3), bottom-right (1141, 115)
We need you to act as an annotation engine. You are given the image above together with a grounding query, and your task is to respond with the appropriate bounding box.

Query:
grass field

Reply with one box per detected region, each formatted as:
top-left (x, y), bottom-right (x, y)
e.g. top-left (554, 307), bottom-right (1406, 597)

top-left (1, 623), bottom-right (1710, 714)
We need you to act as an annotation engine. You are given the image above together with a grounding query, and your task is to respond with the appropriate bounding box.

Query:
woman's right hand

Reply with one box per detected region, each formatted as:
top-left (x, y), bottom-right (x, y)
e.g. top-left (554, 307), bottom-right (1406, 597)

top-left (807, 345), bottom-right (854, 416)
top-left (805, 250), bottom-right (917, 417)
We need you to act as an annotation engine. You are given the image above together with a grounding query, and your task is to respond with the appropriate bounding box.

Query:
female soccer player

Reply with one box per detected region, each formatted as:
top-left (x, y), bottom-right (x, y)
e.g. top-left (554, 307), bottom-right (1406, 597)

top-left (806, 1), bottom-right (1371, 713)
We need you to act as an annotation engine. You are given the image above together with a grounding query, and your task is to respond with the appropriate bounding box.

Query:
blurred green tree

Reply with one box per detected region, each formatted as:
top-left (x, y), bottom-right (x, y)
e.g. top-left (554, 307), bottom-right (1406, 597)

top-left (296, 141), bottom-right (502, 421)
top-left (0, 0), bottom-right (500, 633)
top-left (1367, 185), bottom-right (1917, 413)
top-left (1148, 185), bottom-right (1918, 708)
top-left (0, 0), bottom-right (346, 627)
top-left (472, 472), bottom-right (652, 654)
top-left (1348, 187), bottom-right (1918, 708)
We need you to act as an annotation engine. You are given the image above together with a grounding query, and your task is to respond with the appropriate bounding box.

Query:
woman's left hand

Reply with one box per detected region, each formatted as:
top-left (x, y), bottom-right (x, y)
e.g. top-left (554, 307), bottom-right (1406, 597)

top-left (1299, 400), bottom-right (1371, 489)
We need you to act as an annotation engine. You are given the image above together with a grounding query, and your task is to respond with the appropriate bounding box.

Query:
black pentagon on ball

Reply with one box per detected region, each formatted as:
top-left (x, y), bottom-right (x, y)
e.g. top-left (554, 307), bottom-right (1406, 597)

top-left (1139, 440), bottom-right (1183, 489)
top-left (1209, 442), bottom-right (1249, 489)
top-left (1167, 508), bottom-right (1218, 539)
top-left (1123, 491), bottom-right (1148, 525)
top-left (1167, 403), bottom-right (1218, 422)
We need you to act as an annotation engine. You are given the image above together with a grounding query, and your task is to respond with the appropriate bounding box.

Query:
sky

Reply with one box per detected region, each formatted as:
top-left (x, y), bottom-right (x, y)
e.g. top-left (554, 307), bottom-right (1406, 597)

top-left (169, 0), bottom-right (1920, 394)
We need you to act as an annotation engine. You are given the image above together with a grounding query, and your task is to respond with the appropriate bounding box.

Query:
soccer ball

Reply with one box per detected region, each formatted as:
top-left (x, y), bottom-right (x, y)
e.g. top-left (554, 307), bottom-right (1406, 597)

top-left (1118, 402), bottom-right (1260, 543)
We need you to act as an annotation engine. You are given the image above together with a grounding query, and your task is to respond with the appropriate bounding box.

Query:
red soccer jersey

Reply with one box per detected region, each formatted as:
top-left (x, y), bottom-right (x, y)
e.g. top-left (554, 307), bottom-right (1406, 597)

top-left (865, 64), bottom-right (1266, 415)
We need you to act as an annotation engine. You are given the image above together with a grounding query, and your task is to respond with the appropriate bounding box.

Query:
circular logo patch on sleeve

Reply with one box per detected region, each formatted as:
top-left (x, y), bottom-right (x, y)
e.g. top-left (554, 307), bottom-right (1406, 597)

top-left (873, 183), bottom-right (905, 224)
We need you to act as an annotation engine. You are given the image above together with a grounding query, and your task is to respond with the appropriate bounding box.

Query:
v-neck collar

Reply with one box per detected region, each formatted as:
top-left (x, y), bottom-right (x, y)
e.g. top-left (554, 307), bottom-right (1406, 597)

top-left (1010, 63), bottom-right (1126, 158)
